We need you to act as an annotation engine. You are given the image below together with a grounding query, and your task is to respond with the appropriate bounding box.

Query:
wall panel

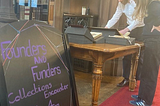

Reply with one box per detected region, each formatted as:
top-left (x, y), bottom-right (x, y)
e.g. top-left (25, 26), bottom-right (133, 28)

top-left (53, 0), bottom-right (127, 31)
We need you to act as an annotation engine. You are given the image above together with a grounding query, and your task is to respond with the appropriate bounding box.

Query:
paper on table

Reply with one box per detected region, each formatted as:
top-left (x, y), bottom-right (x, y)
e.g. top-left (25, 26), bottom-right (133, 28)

top-left (109, 32), bottom-right (131, 39)
top-left (90, 32), bottom-right (102, 39)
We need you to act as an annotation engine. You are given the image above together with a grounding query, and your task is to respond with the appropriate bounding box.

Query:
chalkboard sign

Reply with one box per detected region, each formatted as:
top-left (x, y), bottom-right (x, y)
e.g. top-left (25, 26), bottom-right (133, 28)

top-left (0, 20), bottom-right (78, 106)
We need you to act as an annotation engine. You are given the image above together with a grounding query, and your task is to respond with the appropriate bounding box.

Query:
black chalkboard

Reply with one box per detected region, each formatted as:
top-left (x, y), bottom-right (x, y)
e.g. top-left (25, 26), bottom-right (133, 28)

top-left (0, 20), bottom-right (78, 106)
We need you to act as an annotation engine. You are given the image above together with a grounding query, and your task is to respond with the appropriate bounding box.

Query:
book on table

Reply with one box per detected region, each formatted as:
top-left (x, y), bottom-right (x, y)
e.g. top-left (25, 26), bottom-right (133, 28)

top-left (90, 32), bottom-right (102, 40)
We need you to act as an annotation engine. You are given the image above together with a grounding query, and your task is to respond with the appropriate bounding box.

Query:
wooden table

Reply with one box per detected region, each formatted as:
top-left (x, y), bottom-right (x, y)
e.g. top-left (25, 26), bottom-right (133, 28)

top-left (69, 42), bottom-right (144, 106)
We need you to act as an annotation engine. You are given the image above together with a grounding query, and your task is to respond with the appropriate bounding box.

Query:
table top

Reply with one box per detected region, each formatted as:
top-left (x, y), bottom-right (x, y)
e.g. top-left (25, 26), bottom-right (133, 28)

top-left (69, 42), bottom-right (144, 53)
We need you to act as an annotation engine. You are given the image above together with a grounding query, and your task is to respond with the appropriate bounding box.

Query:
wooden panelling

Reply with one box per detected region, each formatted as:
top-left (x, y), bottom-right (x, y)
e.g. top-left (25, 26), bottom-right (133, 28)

top-left (48, 0), bottom-right (54, 25)
top-left (69, 0), bottom-right (127, 29)
top-left (53, 0), bottom-right (127, 32)
top-left (63, 0), bottom-right (70, 13)
top-left (86, 0), bottom-right (100, 16)
top-left (54, 0), bottom-right (63, 31)
top-left (98, 0), bottom-right (113, 27)
top-left (69, 0), bottom-right (99, 15)
top-left (69, 0), bottom-right (85, 15)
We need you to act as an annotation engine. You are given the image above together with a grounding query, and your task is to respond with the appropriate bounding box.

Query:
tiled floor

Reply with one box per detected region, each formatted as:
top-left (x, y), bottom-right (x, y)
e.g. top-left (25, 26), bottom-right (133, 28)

top-left (74, 71), bottom-right (123, 106)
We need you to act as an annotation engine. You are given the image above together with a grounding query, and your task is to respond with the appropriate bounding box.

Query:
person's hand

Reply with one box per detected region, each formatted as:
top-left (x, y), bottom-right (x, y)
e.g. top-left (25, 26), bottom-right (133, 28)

top-left (105, 26), bottom-right (108, 28)
top-left (119, 28), bottom-right (130, 35)
top-left (151, 25), bottom-right (160, 32)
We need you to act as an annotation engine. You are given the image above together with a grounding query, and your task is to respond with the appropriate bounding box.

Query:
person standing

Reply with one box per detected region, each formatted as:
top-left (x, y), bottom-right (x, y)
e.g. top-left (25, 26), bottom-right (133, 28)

top-left (105, 0), bottom-right (144, 87)
top-left (129, 0), bottom-right (160, 105)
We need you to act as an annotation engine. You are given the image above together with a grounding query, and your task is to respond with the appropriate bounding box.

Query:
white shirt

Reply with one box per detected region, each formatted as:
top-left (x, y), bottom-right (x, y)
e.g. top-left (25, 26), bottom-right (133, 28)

top-left (105, 0), bottom-right (144, 31)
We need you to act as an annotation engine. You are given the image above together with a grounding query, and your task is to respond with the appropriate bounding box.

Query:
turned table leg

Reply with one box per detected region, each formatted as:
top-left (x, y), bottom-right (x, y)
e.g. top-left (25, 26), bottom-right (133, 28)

top-left (129, 52), bottom-right (139, 91)
top-left (92, 63), bottom-right (103, 106)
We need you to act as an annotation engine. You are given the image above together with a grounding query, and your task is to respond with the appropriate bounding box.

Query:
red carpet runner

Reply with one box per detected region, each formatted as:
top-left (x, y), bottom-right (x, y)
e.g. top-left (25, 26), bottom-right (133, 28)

top-left (100, 68), bottom-right (160, 106)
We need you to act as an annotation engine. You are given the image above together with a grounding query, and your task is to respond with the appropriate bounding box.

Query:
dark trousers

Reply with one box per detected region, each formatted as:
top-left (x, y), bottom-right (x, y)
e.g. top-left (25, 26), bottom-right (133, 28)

top-left (123, 27), bottom-right (143, 80)
top-left (138, 37), bottom-right (160, 105)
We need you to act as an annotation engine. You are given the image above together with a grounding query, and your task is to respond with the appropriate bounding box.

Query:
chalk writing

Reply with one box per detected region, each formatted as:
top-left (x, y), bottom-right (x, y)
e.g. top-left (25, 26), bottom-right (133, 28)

top-left (8, 83), bottom-right (52, 104)
top-left (0, 40), bottom-right (47, 60)
top-left (48, 99), bottom-right (60, 106)
top-left (34, 56), bottom-right (47, 64)
top-left (31, 63), bottom-right (61, 82)
top-left (44, 83), bottom-right (68, 99)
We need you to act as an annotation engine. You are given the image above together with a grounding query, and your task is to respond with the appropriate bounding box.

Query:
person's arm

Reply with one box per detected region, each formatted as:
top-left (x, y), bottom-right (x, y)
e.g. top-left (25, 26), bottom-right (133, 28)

top-left (119, 27), bottom-right (130, 35)
top-left (119, 0), bottom-right (141, 35)
top-left (105, 2), bottom-right (123, 28)
top-left (128, 19), bottom-right (142, 31)
top-left (119, 19), bottom-right (142, 35)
